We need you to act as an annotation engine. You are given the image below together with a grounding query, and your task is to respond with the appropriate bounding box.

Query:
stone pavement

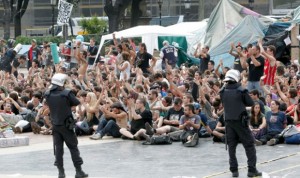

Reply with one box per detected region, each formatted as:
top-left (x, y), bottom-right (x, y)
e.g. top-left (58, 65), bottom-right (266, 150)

top-left (0, 133), bottom-right (300, 178)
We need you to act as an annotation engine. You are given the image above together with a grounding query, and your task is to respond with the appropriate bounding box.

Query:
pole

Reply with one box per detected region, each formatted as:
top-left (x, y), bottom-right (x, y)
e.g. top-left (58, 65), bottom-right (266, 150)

top-left (198, 0), bottom-right (204, 21)
top-left (52, 5), bottom-right (55, 36)
top-left (159, 3), bottom-right (162, 26)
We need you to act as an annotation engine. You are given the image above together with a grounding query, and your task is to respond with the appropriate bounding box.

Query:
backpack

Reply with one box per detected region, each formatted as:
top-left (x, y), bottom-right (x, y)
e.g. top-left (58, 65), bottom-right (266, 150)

top-left (143, 135), bottom-right (172, 145)
top-left (280, 125), bottom-right (300, 138)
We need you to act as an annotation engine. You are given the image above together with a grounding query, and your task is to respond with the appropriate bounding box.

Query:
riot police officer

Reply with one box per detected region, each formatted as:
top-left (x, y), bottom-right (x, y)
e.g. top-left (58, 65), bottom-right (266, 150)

top-left (220, 69), bottom-right (262, 178)
top-left (45, 73), bottom-right (88, 178)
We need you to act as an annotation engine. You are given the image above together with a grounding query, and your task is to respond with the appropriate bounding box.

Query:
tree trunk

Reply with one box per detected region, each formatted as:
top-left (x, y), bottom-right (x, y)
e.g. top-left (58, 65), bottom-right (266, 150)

top-left (104, 0), bottom-right (131, 33)
top-left (2, 0), bottom-right (11, 39)
top-left (130, 0), bottom-right (142, 27)
top-left (14, 0), bottom-right (29, 38)
top-left (67, 0), bottom-right (74, 36)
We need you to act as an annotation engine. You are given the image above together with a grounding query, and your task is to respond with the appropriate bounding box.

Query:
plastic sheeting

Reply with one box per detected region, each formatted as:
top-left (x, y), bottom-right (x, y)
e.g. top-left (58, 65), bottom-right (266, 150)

top-left (204, 0), bottom-right (274, 50)
top-left (209, 16), bottom-right (268, 57)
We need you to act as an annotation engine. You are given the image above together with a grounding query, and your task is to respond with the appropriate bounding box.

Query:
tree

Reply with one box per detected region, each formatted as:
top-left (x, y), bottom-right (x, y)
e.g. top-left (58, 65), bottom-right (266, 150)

top-left (2, 0), bottom-right (11, 39)
top-left (104, 0), bottom-right (132, 33)
top-left (130, 0), bottom-right (143, 27)
top-left (14, 0), bottom-right (29, 38)
top-left (81, 16), bottom-right (108, 34)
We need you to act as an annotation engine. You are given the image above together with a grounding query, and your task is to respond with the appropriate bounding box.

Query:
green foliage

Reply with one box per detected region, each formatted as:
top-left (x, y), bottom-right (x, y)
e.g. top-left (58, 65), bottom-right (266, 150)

top-left (15, 36), bottom-right (64, 45)
top-left (80, 16), bottom-right (108, 35)
top-left (15, 35), bottom-right (102, 46)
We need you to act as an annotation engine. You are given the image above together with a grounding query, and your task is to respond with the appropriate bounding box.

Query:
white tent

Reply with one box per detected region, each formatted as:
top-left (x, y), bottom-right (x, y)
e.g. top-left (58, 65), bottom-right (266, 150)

top-left (97, 25), bottom-right (192, 59)
top-left (165, 20), bottom-right (208, 55)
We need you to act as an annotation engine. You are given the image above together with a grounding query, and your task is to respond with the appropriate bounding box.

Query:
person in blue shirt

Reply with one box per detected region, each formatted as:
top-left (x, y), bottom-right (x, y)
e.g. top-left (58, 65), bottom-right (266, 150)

top-left (255, 100), bottom-right (287, 146)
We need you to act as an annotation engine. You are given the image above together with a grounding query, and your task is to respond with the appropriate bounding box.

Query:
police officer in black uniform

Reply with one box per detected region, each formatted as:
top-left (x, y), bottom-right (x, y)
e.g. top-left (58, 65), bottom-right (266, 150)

top-left (220, 69), bottom-right (262, 178)
top-left (45, 73), bottom-right (88, 178)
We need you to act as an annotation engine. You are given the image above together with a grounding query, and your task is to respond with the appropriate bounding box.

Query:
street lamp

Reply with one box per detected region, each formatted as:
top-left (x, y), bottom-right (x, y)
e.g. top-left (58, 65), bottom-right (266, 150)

top-left (184, 0), bottom-right (191, 22)
top-left (157, 0), bottom-right (163, 26)
top-left (50, 0), bottom-right (57, 36)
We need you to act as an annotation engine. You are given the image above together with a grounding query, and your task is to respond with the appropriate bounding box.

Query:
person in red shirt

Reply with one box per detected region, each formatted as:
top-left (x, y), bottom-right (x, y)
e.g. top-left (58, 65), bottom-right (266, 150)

top-left (27, 39), bottom-right (41, 70)
top-left (258, 39), bottom-right (277, 86)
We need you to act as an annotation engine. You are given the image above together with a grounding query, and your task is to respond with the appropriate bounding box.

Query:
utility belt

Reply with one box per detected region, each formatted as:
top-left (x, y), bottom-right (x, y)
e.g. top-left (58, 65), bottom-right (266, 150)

top-left (65, 115), bottom-right (76, 130)
top-left (226, 111), bottom-right (249, 127)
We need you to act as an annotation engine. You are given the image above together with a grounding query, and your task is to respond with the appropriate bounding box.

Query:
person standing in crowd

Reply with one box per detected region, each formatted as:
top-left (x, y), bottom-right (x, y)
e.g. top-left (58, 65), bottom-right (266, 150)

top-left (193, 43), bottom-right (210, 74)
top-left (220, 69), bottom-right (262, 177)
top-left (136, 43), bottom-right (157, 74)
top-left (257, 39), bottom-right (277, 86)
top-left (45, 73), bottom-right (88, 178)
top-left (240, 45), bottom-right (265, 94)
top-left (229, 42), bottom-right (245, 73)
top-left (87, 38), bottom-right (98, 69)
top-left (27, 39), bottom-right (41, 70)
top-left (160, 40), bottom-right (178, 70)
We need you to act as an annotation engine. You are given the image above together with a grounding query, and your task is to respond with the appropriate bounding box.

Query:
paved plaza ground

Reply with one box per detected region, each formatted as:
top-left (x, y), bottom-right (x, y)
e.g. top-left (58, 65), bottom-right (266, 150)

top-left (0, 133), bottom-right (300, 178)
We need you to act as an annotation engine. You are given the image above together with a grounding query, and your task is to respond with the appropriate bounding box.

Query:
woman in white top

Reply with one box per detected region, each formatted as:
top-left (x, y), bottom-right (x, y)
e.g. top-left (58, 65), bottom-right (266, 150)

top-left (118, 51), bottom-right (131, 81)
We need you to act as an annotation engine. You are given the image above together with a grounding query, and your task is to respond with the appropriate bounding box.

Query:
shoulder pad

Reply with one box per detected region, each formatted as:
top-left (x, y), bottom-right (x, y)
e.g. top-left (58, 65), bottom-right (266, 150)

top-left (237, 86), bottom-right (248, 93)
top-left (219, 86), bottom-right (225, 94)
top-left (44, 90), bottom-right (50, 97)
top-left (61, 89), bottom-right (71, 96)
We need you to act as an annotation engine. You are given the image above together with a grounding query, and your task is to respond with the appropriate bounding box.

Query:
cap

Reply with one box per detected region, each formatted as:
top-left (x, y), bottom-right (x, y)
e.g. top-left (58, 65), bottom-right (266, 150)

top-left (193, 102), bottom-right (201, 110)
top-left (64, 40), bottom-right (72, 48)
top-left (31, 39), bottom-right (37, 43)
top-left (51, 73), bottom-right (68, 87)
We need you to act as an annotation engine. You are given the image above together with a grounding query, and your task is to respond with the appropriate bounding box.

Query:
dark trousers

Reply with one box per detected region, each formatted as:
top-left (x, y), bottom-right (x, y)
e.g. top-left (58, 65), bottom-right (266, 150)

top-left (226, 120), bottom-right (257, 172)
top-left (52, 125), bottom-right (83, 169)
top-left (27, 60), bottom-right (32, 70)
top-left (259, 131), bottom-right (283, 145)
top-left (97, 119), bottom-right (121, 138)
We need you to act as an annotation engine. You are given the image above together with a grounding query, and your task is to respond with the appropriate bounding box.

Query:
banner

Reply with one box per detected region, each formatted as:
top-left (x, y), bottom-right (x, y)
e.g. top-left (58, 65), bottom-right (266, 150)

top-left (57, 0), bottom-right (73, 25)
top-left (50, 43), bottom-right (60, 64)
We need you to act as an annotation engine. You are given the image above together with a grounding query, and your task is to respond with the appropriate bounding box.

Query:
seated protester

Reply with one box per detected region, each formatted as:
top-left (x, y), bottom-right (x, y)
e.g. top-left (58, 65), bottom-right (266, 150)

top-left (0, 102), bottom-right (22, 126)
top-left (255, 100), bottom-right (287, 146)
top-left (198, 83), bottom-right (216, 130)
top-left (28, 91), bottom-right (43, 111)
top-left (249, 89), bottom-right (265, 115)
top-left (148, 89), bottom-right (161, 122)
top-left (152, 96), bottom-right (173, 128)
top-left (75, 92), bottom-right (100, 136)
top-left (141, 98), bottom-right (184, 139)
top-left (286, 98), bottom-right (300, 125)
top-left (193, 102), bottom-right (213, 137)
top-left (119, 98), bottom-right (152, 140)
top-left (178, 104), bottom-right (201, 147)
top-left (154, 97), bottom-right (184, 131)
top-left (90, 102), bottom-right (128, 140)
top-left (212, 114), bottom-right (226, 143)
top-left (249, 102), bottom-right (267, 140)
top-left (143, 103), bottom-right (209, 147)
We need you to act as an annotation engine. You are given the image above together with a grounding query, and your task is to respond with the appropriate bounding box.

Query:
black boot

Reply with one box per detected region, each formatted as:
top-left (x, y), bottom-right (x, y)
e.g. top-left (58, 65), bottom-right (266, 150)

top-left (232, 171), bottom-right (239, 177)
top-left (247, 169), bottom-right (262, 177)
top-left (75, 166), bottom-right (88, 178)
top-left (58, 167), bottom-right (65, 178)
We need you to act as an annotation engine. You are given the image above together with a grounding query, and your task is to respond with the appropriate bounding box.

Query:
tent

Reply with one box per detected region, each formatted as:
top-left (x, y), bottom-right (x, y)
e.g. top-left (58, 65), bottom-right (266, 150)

top-left (97, 25), bottom-right (192, 59)
top-left (289, 6), bottom-right (300, 24)
top-left (209, 15), bottom-right (268, 58)
top-left (204, 0), bottom-right (275, 49)
top-left (165, 20), bottom-right (208, 55)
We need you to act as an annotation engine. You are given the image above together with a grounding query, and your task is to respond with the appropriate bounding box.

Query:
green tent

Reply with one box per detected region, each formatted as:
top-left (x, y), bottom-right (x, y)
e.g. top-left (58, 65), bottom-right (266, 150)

top-left (157, 36), bottom-right (200, 67)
